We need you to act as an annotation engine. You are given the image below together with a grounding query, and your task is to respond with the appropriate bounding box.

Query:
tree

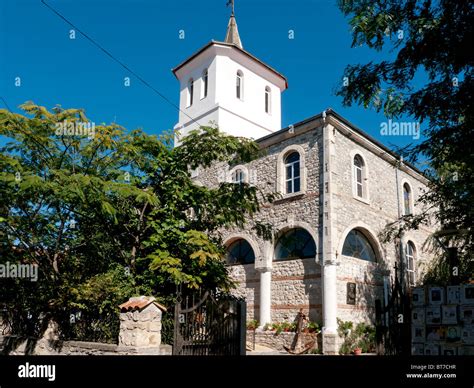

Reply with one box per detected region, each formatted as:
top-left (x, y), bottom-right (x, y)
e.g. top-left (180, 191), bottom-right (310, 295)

top-left (0, 102), bottom-right (272, 339)
top-left (336, 0), bottom-right (473, 283)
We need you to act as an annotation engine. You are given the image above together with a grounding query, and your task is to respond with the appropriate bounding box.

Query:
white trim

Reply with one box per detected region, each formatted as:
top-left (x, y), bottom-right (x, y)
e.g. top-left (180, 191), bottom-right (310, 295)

top-left (200, 68), bottom-right (208, 100)
top-left (400, 178), bottom-right (415, 215)
top-left (186, 78), bottom-right (194, 108)
top-left (404, 238), bottom-right (418, 287)
top-left (276, 144), bottom-right (307, 197)
top-left (228, 164), bottom-right (249, 184)
top-left (218, 105), bottom-right (274, 134)
top-left (265, 86), bottom-right (272, 115)
top-left (349, 149), bottom-right (370, 202)
top-left (236, 70), bottom-right (244, 101)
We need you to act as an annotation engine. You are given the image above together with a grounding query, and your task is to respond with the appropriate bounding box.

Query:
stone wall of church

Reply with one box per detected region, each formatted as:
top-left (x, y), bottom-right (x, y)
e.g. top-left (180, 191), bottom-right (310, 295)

top-left (228, 259), bottom-right (322, 323)
top-left (228, 263), bottom-right (260, 321)
top-left (194, 121), bottom-right (434, 329)
top-left (270, 259), bottom-right (322, 323)
top-left (330, 125), bottom-right (434, 324)
top-left (195, 125), bottom-right (324, 325)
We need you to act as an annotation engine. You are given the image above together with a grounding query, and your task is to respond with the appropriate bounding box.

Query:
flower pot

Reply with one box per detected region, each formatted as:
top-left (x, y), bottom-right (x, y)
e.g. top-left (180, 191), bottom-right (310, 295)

top-left (353, 348), bottom-right (362, 355)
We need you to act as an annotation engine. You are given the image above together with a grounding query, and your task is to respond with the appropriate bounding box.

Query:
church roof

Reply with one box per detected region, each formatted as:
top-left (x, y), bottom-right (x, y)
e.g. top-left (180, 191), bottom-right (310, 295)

top-left (257, 109), bottom-right (426, 179)
top-left (172, 41), bottom-right (288, 89)
top-left (225, 15), bottom-right (243, 48)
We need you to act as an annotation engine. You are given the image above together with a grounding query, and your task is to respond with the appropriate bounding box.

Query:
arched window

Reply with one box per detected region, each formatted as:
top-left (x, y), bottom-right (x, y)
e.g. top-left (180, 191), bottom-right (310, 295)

top-left (403, 183), bottom-right (412, 215)
top-left (201, 69), bottom-right (208, 99)
top-left (236, 70), bottom-right (243, 100)
top-left (275, 228), bottom-right (316, 261)
top-left (285, 152), bottom-right (301, 194)
top-left (187, 78), bottom-right (194, 107)
top-left (232, 169), bottom-right (244, 184)
top-left (405, 241), bottom-right (416, 286)
top-left (353, 155), bottom-right (365, 198)
top-left (265, 86), bottom-right (271, 114)
top-left (342, 229), bottom-right (377, 262)
top-left (227, 239), bottom-right (255, 265)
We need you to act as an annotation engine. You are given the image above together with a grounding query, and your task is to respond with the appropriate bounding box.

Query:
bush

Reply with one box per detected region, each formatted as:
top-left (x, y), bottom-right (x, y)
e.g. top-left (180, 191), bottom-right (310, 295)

top-left (247, 319), bottom-right (258, 330)
top-left (337, 319), bottom-right (376, 355)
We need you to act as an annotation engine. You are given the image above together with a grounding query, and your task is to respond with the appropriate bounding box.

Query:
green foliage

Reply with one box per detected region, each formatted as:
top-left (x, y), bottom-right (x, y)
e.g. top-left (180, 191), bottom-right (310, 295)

top-left (337, 1), bottom-right (474, 282)
top-left (337, 318), bottom-right (376, 355)
top-left (246, 319), bottom-right (258, 330)
top-left (262, 320), bottom-right (321, 335)
top-left (0, 103), bottom-right (268, 341)
top-left (306, 321), bottom-right (320, 333)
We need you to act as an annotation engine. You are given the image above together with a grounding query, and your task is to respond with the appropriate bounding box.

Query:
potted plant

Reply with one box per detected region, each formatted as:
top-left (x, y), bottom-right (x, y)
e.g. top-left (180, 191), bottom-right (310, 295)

top-left (306, 321), bottom-right (320, 333)
top-left (337, 319), bottom-right (377, 355)
top-left (246, 319), bottom-right (258, 331)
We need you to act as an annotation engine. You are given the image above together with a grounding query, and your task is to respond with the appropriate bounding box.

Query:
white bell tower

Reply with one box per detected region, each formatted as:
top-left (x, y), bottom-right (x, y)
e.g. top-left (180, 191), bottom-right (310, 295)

top-left (172, 5), bottom-right (287, 144)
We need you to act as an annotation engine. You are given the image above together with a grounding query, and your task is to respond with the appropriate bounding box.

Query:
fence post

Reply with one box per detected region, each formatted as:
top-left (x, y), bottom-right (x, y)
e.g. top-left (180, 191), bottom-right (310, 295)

top-left (239, 300), bottom-right (246, 356)
top-left (118, 296), bottom-right (167, 353)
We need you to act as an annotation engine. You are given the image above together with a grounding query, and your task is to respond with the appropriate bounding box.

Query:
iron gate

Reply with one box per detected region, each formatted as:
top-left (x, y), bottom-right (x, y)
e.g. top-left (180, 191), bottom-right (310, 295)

top-left (375, 262), bottom-right (411, 355)
top-left (173, 289), bottom-right (246, 355)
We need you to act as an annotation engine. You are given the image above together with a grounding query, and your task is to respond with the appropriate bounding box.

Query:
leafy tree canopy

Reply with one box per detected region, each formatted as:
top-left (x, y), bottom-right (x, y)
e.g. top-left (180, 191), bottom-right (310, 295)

top-left (337, 0), bottom-right (473, 282)
top-left (0, 102), bottom-right (272, 338)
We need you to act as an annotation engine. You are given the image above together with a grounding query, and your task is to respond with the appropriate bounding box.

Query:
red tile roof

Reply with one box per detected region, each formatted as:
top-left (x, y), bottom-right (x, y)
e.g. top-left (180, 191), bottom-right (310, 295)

top-left (119, 296), bottom-right (167, 312)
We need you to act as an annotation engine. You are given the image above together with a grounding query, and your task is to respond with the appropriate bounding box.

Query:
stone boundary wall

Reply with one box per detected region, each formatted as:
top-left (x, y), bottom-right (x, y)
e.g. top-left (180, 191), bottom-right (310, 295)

top-left (247, 330), bottom-right (321, 352)
top-left (0, 335), bottom-right (171, 356)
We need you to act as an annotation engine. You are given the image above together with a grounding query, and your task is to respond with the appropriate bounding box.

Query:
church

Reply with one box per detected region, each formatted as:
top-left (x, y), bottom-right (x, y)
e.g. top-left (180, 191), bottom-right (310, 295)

top-left (172, 9), bottom-right (434, 354)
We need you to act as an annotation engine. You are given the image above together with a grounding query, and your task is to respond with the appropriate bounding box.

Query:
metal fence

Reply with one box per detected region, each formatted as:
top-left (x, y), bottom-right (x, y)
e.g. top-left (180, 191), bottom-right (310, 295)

top-left (173, 289), bottom-right (246, 355)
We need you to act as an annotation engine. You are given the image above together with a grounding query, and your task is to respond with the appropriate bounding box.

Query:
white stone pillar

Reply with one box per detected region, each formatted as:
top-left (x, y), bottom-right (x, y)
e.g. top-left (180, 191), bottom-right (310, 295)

top-left (258, 269), bottom-right (272, 327)
top-left (322, 263), bottom-right (338, 334)
top-left (321, 120), bottom-right (338, 354)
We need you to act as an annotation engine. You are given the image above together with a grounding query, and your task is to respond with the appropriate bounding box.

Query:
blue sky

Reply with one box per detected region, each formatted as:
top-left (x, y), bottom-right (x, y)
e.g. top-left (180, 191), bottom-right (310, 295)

top-left (1, 0), bottom-right (424, 156)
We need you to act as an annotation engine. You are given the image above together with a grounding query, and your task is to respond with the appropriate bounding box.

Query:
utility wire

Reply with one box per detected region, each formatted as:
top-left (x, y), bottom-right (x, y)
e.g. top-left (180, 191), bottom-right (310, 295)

top-left (40, 0), bottom-right (201, 127)
top-left (1, 96), bottom-right (12, 111)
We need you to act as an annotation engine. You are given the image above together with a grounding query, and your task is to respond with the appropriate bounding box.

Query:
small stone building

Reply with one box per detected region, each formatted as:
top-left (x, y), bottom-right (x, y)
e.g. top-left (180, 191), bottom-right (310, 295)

top-left (118, 296), bottom-right (166, 349)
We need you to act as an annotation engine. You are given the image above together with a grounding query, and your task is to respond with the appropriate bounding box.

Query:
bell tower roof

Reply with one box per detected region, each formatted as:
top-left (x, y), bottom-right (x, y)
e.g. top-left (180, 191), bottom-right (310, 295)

top-left (224, 14), bottom-right (243, 49)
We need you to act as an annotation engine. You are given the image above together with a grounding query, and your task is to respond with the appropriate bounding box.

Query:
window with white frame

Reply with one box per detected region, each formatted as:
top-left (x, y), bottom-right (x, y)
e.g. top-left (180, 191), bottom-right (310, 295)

top-left (201, 69), bottom-right (208, 99)
top-left (265, 86), bottom-right (271, 114)
top-left (403, 183), bottom-right (412, 215)
top-left (285, 152), bottom-right (301, 194)
top-left (353, 154), bottom-right (365, 198)
top-left (232, 168), bottom-right (244, 184)
top-left (342, 229), bottom-right (378, 262)
top-left (236, 70), bottom-right (243, 100)
top-left (405, 241), bottom-right (416, 287)
top-left (186, 78), bottom-right (194, 107)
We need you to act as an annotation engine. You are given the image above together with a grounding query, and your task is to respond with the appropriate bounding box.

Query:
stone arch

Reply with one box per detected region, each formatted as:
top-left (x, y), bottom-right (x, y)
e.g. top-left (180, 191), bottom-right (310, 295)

top-left (337, 222), bottom-right (384, 263)
top-left (273, 221), bottom-right (318, 261)
top-left (223, 233), bottom-right (261, 265)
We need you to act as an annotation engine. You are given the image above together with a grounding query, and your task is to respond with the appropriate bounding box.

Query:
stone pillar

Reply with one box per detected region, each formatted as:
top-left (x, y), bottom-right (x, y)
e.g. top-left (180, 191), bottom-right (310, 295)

top-left (258, 269), bottom-right (272, 327)
top-left (322, 262), bottom-right (338, 354)
top-left (321, 120), bottom-right (339, 355)
top-left (118, 296), bottom-right (166, 353)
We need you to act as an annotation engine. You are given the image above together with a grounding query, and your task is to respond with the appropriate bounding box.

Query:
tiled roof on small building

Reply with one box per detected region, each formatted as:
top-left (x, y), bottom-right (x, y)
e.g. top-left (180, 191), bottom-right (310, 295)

top-left (119, 296), bottom-right (167, 312)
